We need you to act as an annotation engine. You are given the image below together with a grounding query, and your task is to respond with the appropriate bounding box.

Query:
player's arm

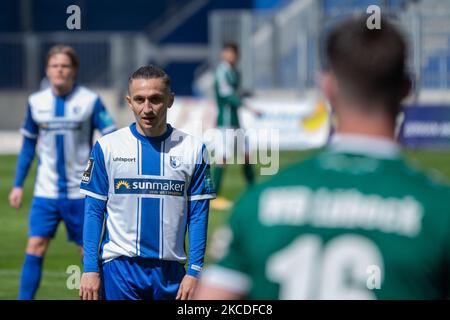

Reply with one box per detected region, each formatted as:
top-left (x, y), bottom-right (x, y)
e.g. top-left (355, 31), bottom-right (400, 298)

top-left (80, 195), bottom-right (105, 300)
top-left (177, 145), bottom-right (216, 300)
top-left (79, 141), bottom-right (109, 300)
top-left (216, 68), bottom-right (242, 108)
top-left (216, 68), bottom-right (262, 117)
top-left (176, 198), bottom-right (209, 300)
top-left (9, 104), bottom-right (39, 209)
top-left (195, 256), bottom-right (252, 300)
top-left (91, 97), bottom-right (116, 135)
top-left (445, 201), bottom-right (450, 299)
top-left (223, 94), bottom-right (242, 109)
top-left (194, 227), bottom-right (252, 300)
top-left (194, 192), bottom-right (252, 300)
top-left (194, 286), bottom-right (242, 300)
top-left (194, 267), bottom-right (246, 300)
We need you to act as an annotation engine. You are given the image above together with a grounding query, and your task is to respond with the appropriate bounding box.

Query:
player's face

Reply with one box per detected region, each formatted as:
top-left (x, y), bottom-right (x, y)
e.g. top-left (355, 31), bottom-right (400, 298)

top-left (222, 48), bottom-right (238, 66)
top-left (126, 78), bottom-right (174, 137)
top-left (46, 53), bottom-right (76, 90)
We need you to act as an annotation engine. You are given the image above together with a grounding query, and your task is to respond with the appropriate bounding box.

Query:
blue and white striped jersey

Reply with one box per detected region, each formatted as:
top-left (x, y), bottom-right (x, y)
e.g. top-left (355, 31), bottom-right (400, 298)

top-left (18, 85), bottom-right (116, 199)
top-left (80, 123), bottom-right (216, 273)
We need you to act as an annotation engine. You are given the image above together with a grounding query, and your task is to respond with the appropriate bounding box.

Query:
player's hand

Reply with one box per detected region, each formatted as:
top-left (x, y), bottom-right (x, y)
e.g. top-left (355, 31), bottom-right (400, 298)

top-left (253, 109), bottom-right (263, 118)
top-left (80, 272), bottom-right (101, 300)
top-left (176, 275), bottom-right (198, 300)
top-left (240, 90), bottom-right (253, 98)
top-left (245, 105), bottom-right (263, 118)
top-left (9, 187), bottom-right (23, 209)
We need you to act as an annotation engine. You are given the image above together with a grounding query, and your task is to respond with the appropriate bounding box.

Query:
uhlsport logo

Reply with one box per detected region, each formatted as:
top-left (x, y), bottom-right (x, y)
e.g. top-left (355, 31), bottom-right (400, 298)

top-left (114, 178), bottom-right (185, 196)
top-left (113, 157), bottom-right (136, 162)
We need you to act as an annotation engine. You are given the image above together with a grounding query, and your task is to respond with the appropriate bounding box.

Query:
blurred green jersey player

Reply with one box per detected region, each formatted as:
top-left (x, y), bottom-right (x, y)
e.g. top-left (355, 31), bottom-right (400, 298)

top-left (196, 16), bottom-right (450, 299)
top-left (211, 42), bottom-right (261, 211)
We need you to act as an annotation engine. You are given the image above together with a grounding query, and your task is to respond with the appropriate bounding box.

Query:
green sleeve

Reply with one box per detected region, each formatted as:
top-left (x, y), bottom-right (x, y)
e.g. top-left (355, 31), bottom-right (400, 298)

top-left (222, 95), bottom-right (242, 109)
top-left (217, 196), bottom-right (251, 274)
top-left (215, 67), bottom-right (242, 108)
top-left (445, 203), bottom-right (450, 297)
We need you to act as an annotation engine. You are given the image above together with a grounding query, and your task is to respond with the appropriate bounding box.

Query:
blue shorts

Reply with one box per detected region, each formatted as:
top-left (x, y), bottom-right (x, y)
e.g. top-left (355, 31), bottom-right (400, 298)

top-left (28, 197), bottom-right (85, 246)
top-left (101, 256), bottom-right (185, 300)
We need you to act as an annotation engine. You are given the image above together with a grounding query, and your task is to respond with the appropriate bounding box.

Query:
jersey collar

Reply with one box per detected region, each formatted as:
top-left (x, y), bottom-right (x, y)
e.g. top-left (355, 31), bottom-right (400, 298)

top-left (220, 61), bottom-right (234, 71)
top-left (329, 134), bottom-right (401, 159)
top-left (51, 83), bottom-right (79, 99)
top-left (130, 122), bottom-right (173, 144)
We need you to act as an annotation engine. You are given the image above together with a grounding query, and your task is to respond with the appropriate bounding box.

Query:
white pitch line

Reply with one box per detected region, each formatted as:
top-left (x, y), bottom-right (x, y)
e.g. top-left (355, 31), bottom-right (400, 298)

top-left (0, 269), bottom-right (68, 278)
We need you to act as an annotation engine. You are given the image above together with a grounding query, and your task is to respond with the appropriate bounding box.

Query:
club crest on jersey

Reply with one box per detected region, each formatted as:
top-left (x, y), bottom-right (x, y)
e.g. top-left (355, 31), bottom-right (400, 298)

top-left (72, 106), bottom-right (81, 114)
top-left (170, 156), bottom-right (183, 169)
top-left (81, 159), bottom-right (94, 183)
top-left (204, 166), bottom-right (215, 193)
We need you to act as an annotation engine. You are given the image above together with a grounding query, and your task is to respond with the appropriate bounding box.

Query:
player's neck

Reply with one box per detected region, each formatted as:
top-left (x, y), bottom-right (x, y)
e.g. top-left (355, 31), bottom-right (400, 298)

top-left (223, 60), bottom-right (236, 68)
top-left (335, 109), bottom-right (396, 141)
top-left (52, 84), bottom-right (74, 97)
top-left (136, 122), bottom-right (167, 138)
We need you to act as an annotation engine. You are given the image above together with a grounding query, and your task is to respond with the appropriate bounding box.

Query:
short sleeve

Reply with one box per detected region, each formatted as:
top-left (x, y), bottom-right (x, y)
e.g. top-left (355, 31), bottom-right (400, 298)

top-left (20, 104), bottom-right (39, 139)
top-left (216, 67), bottom-right (233, 97)
top-left (187, 144), bottom-right (216, 201)
top-left (445, 202), bottom-right (450, 297)
top-left (200, 195), bottom-right (252, 294)
top-left (92, 97), bottom-right (116, 135)
top-left (80, 142), bottom-right (109, 201)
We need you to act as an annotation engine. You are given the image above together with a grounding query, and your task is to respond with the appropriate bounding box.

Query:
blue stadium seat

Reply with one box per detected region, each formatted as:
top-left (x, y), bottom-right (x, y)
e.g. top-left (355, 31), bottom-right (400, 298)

top-left (422, 56), bottom-right (441, 88)
top-left (31, 0), bottom-right (166, 31)
top-left (163, 61), bottom-right (203, 96)
top-left (0, 1), bottom-right (20, 32)
top-left (0, 43), bottom-right (24, 88)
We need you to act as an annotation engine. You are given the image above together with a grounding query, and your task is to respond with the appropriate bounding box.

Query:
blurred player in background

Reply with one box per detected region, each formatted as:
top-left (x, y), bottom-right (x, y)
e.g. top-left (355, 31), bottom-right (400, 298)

top-left (8, 45), bottom-right (116, 300)
top-left (195, 16), bottom-right (450, 299)
top-left (79, 65), bottom-right (215, 300)
top-left (211, 42), bottom-right (261, 211)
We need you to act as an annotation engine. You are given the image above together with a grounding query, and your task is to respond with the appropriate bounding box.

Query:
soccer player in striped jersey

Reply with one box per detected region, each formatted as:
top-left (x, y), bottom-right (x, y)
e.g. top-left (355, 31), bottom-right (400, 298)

top-left (79, 65), bottom-right (216, 300)
top-left (195, 16), bottom-right (450, 299)
top-left (9, 45), bottom-right (116, 300)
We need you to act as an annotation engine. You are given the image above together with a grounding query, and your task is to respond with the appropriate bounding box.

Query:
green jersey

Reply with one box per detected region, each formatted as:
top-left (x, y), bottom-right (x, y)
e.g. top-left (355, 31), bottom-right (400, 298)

top-left (214, 61), bottom-right (242, 128)
top-left (204, 135), bottom-right (450, 299)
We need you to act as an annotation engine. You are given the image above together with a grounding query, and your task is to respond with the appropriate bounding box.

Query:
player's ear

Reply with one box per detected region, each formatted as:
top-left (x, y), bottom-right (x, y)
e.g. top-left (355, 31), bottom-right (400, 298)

top-left (71, 67), bottom-right (78, 80)
top-left (45, 64), bottom-right (50, 79)
top-left (125, 94), bottom-right (133, 109)
top-left (319, 71), bottom-right (340, 113)
top-left (319, 71), bottom-right (337, 102)
top-left (400, 74), bottom-right (412, 101)
top-left (167, 92), bottom-right (175, 109)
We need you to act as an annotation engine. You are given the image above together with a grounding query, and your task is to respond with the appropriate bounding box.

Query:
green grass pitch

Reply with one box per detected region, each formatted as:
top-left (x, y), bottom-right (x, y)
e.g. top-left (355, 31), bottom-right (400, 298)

top-left (0, 150), bottom-right (449, 299)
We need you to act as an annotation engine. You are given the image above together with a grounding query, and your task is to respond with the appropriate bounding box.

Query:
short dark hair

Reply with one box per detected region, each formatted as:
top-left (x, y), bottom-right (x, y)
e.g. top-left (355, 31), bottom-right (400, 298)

top-left (128, 65), bottom-right (171, 92)
top-left (223, 42), bottom-right (239, 54)
top-left (324, 15), bottom-right (409, 114)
